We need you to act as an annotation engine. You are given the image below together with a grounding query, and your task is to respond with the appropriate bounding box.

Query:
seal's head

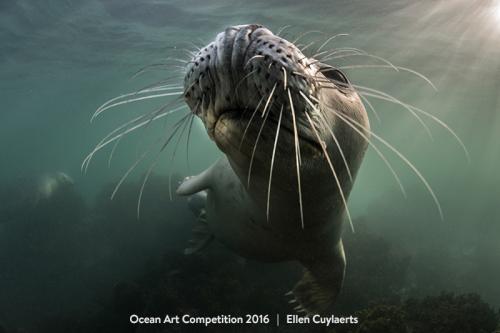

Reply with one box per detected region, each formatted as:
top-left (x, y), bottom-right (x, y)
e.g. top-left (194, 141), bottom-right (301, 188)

top-left (184, 24), bottom-right (369, 229)
top-left (36, 172), bottom-right (74, 203)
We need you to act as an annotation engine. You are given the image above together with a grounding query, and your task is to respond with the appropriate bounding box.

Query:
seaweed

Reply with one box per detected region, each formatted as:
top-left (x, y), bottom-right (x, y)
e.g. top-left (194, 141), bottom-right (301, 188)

top-left (352, 304), bottom-right (408, 333)
top-left (337, 219), bottom-right (411, 313)
top-left (404, 293), bottom-right (498, 333)
top-left (335, 293), bottom-right (499, 333)
top-left (2, 178), bottom-right (499, 333)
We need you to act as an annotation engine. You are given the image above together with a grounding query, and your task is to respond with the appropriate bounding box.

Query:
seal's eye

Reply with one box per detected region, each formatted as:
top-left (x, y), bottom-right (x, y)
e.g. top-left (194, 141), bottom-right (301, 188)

top-left (323, 67), bottom-right (350, 87)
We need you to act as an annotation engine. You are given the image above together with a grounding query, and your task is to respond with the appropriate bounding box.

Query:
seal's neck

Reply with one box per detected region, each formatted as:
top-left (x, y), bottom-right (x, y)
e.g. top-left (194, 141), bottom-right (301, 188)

top-left (225, 149), bottom-right (351, 234)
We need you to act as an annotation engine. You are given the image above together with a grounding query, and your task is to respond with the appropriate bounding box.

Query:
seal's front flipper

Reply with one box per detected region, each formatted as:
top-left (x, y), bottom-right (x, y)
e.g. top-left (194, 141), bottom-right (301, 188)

top-left (290, 240), bottom-right (346, 314)
top-left (176, 168), bottom-right (211, 196)
top-left (184, 210), bottom-right (213, 255)
top-left (187, 191), bottom-right (207, 216)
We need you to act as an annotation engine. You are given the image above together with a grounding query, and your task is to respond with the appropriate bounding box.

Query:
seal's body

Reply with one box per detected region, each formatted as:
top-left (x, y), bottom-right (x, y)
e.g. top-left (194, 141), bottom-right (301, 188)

top-left (35, 172), bottom-right (74, 204)
top-left (177, 24), bottom-right (369, 313)
top-left (182, 156), bottom-right (291, 262)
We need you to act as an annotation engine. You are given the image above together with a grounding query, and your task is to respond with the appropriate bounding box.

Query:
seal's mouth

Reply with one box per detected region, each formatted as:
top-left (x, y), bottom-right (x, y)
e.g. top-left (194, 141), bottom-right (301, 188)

top-left (215, 108), bottom-right (324, 152)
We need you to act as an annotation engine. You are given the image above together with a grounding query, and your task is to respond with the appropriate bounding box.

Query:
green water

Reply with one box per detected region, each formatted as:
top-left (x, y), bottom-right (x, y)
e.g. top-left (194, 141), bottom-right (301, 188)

top-left (1, 0), bottom-right (499, 331)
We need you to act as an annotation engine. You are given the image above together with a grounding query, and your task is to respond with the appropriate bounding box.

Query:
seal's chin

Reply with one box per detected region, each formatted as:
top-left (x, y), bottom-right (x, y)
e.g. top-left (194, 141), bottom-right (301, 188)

top-left (212, 110), bottom-right (244, 151)
top-left (209, 110), bottom-right (243, 148)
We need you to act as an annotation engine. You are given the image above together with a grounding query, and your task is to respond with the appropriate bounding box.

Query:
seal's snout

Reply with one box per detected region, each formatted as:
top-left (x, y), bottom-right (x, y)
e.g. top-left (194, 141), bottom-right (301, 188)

top-left (183, 24), bottom-right (271, 136)
top-left (183, 24), bottom-right (323, 138)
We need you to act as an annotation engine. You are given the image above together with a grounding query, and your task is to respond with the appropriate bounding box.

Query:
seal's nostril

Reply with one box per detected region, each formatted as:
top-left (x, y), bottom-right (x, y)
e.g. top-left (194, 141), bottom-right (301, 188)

top-left (246, 24), bottom-right (263, 33)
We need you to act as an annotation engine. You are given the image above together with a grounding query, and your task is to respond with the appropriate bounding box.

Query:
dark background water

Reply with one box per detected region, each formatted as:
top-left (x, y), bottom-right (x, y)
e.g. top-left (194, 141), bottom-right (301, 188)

top-left (1, 0), bottom-right (499, 332)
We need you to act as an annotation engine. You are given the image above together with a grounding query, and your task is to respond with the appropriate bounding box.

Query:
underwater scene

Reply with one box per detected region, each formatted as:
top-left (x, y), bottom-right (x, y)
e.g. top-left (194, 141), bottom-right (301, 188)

top-left (1, 0), bottom-right (500, 332)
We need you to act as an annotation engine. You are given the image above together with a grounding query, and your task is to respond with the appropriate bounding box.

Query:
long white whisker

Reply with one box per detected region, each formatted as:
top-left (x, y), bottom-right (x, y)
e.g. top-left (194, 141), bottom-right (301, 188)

top-left (159, 113), bottom-right (192, 152)
top-left (134, 76), bottom-right (184, 94)
top-left (331, 105), bottom-right (443, 220)
top-left (96, 98), bottom-right (182, 156)
top-left (171, 58), bottom-right (190, 64)
top-left (408, 104), bottom-right (470, 162)
top-left (311, 50), bottom-right (334, 61)
top-left (359, 93), bottom-right (381, 124)
top-left (276, 25), bottom-right (292, 36)
top-left (352, 85), bottom-right (433, 139)
top-left (320, 47), bottom-right (366, 61)
top-left (282, 67), bottom-right (288, 89)
top-left (315, 33), bottom-right (349, 54)
top-left (300, 41), bottom-right (316, 53)
top-left (91, 91), bottom-right (183, 122)
top-left (360, 90), bottom-right (470, 162)
top-left (83, 113), bottom-right (146, 172)
top-left (300, 94), bottom-right (406, 197)
top-left (323, 53), bottom-right (399, 72)
top-left (137, 158), bottom-right (159, 220)
top-left (129, 98), bottom-right (185, 160)
top-left (287, 89), bottom-right (305, 228)
top-left (267, 105), bottom-right (283, 221)
top-left (137, 162), bottom-right (156, 219)
top-left (319, 50), bottom-right (363, 61)
top-left (107, 135), bottom-right (123, 168)
top-left (239, 96), bottom-right (265, 149)
top-left (168, 114), bottom-right (191, 201)
top-left (235, 69), bottom-right (257, 98)
top-left (92, 86), bottom-right (182, 122)
top-left (111, 150), bottom-right (148, 201)
top-left (185, 113), bottom-right (195, 172)
top-left (137, 113), bottom-right (192, 218)
top-left (300, 91), bottom-right (353, 182)
top-left (83, 106), bottom-right (186, 173)
top-left (339, 65), bottom-right (437, 91)
top-left (292, 30), bottom-right (323, 44)
top-left (261, 83), bottom-right (277, 118)
top-left (304, 112), bottom-right (355, 233)
top-left (131, 63), bottom-right (183, 79)
top-left (84, 104), bottom-right (184, 171)
top-left (244, 55), bottom-right (265, 69)
top-left (248, 95), bottom-right (273, 187)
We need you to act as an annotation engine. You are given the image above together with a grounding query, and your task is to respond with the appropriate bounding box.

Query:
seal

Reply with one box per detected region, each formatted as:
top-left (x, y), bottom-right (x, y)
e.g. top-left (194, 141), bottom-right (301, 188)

top-left (0, 172), bottom-right (76, 226)
top-left (35, 172), bottom-right (74, 205)
top-left (176, 24), bottom-right (370, 314)
top-left (87, 20), bottom-right (467, 314)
